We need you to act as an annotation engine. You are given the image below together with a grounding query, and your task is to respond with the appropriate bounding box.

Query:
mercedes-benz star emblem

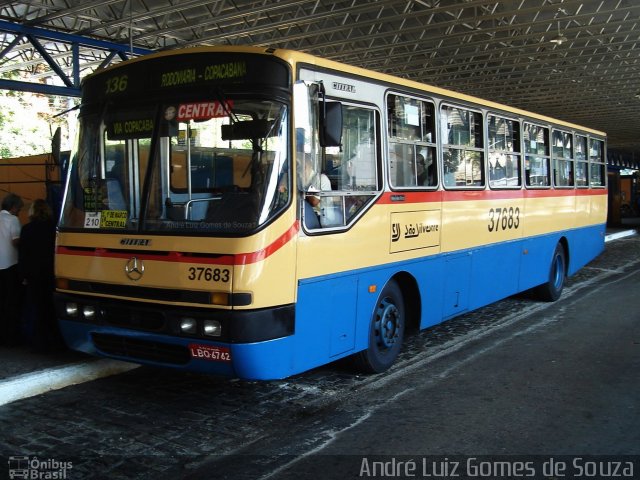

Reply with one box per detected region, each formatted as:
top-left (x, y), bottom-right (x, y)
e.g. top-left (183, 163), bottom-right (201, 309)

top-left (125, 257), bottom-right (145, 281)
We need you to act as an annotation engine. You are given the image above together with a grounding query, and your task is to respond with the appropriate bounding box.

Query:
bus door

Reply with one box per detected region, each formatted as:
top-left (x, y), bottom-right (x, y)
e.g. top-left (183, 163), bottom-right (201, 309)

top-left (293, 80), bottom-right (382, 364)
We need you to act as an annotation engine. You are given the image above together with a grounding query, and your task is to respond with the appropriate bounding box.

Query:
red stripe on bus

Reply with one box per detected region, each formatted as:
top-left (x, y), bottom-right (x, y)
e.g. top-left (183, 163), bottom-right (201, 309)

top-left (377, 188), bottom-right (606, 204)
top-left (234, 221), bottom-right (300, 265)
top-left (376, 191), bottom-right (443, 204)
top-left (56, 221), bottom-right (301, 266)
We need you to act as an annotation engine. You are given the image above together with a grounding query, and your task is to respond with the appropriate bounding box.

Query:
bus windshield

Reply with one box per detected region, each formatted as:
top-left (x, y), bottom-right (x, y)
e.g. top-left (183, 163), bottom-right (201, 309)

top-left (60, 97), bottom-right (290, 235)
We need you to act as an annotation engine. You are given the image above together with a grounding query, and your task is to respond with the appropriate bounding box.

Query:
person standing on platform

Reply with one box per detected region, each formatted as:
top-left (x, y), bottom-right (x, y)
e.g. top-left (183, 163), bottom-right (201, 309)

top-left (19, 198), bottom-right (63, 352)
top-left (0, 193), bottom-right (24, 346)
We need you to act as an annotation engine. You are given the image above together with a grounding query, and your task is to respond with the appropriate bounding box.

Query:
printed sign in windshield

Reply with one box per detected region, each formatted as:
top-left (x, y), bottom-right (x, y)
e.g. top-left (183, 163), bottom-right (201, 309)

top-left (83, 211), bottom-right (128, 229)
top-left (174, 101), bottom-right (233, 122)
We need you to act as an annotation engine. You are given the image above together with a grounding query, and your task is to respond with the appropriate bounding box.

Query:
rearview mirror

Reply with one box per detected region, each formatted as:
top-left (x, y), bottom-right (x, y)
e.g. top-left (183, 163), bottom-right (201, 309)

top-left (221, 120), bottom-right (272, 140)
top-left (319, 101), bottom-right (342, 148)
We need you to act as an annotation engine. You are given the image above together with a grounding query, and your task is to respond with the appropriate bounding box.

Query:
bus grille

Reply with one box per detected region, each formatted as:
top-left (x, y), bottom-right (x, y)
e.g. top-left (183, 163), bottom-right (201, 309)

top-left (92, 333), bottom-right (190, 365)
top-left (102, 306), bottom-right (166, 331)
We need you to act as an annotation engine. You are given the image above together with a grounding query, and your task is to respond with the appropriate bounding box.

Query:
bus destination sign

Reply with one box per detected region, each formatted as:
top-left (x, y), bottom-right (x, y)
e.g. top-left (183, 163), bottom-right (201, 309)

top-left (85, 53), bottom-right (291, 102)
top-left (160, 61), bottom-right (247, 88)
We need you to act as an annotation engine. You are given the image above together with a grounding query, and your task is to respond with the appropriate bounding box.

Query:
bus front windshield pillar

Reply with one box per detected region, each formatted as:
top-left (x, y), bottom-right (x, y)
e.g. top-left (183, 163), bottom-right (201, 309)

top-left (293, 82), bottom-right (322, 192)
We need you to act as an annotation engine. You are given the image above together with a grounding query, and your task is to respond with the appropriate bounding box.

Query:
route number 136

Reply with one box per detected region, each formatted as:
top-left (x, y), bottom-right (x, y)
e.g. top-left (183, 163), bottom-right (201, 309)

top-left (105, 75), bottom-right (128, 94)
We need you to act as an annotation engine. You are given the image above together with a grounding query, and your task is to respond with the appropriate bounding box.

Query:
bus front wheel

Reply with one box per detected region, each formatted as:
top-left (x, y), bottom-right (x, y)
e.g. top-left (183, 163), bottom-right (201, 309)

top-left (352, 279), bottom-right (405, 373)
top-left (535, 243), bottom-right (567, 302)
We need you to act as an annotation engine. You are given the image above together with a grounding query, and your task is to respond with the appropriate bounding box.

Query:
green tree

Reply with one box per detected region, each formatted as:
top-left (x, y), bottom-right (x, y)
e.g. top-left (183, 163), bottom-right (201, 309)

top-left (0, 70), bottom-right (72, 158)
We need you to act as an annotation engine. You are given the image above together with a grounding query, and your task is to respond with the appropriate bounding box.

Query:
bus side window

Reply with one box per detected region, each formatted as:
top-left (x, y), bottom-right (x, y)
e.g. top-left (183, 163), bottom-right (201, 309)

top-left (589, 139), bottom-right (605, 187)
top-left (313, 104), bottom-right (380, 229)
top-left (524, 123), bottom-right (550, 188)
top-left (441, 105), bottom-right (485, 188)
top-left (488, 114), bottom-right (521, 189)
top-left (574, 135), bottom-right (588, 187)
top-left (390, 143), bottom-right (417, 187)
top-left (386, 93), bottom-right (437, 189)
top-left (552, 130), bottom-right (574, 187)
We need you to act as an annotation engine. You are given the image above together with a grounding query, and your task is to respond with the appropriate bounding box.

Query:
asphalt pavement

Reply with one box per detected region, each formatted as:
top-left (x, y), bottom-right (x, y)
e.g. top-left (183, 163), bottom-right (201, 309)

top-left (1, 220), bottom-right (637, 405)
top-left (0, 220), bottom-right (638, 480)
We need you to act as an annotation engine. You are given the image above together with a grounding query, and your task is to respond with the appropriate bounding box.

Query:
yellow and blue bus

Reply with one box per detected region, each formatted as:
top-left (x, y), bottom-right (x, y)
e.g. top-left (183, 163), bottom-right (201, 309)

top-left (54, 46), bottom-right (607, 380)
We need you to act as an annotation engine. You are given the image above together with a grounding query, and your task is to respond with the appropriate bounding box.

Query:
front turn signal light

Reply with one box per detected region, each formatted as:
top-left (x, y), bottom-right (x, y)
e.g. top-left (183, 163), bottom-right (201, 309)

top-left (210, 292), bottom-right (230, 306)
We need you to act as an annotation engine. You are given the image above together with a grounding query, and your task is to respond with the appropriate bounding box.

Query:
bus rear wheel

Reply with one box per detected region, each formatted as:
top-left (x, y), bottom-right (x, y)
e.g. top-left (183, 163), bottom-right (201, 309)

top-left (352, 279), bottom-right (405, 373)
top-left (535, 243), bottom-right (566, 302)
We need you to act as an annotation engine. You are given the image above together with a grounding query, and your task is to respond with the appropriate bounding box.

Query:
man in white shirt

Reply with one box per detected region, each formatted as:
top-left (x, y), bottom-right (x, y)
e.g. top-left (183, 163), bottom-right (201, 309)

top-left (298, 153), bottom-right (334, 228)
top-left (0, 193), bottom-right (24, 346)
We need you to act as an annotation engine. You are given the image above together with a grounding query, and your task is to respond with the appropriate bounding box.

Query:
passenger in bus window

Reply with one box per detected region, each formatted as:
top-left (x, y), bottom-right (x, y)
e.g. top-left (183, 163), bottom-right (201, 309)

top-left (417, 149), bottom-right (437, 186)
top-left (489, 152), bottom-right (507, 186)
top-left (416, 154), bottom-right (427, 185)
top-left (298, 153), bottom-right (331, 228)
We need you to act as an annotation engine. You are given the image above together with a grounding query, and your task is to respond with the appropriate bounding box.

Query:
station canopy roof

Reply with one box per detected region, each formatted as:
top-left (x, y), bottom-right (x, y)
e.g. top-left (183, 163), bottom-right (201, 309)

top-left (1, 0), bottom-right (639, 155)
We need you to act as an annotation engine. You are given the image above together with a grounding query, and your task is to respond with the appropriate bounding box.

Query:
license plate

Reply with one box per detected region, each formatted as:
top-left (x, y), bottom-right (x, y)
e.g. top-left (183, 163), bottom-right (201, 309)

top-left (188, 343), bottom-right (231, 362)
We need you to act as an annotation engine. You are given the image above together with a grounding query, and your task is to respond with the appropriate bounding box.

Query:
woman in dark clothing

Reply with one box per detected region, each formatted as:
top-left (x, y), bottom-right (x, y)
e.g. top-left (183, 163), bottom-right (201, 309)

top-left (18, 199), bottom-right (63, 351)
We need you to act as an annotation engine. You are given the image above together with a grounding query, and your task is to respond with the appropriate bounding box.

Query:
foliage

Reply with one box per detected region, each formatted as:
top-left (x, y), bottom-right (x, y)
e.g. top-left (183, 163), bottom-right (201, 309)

top-left (0, 70), bottom-right (74, 159)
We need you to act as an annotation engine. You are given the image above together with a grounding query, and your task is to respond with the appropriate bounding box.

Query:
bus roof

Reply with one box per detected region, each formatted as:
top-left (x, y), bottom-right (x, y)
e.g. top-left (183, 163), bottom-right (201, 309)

top-left (89, 45), bottom-right (606, 138)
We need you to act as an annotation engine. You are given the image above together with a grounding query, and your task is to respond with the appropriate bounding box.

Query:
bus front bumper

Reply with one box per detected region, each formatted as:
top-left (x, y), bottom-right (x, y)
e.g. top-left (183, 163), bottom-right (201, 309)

top-left (55, 294), bottom-right (296, 380)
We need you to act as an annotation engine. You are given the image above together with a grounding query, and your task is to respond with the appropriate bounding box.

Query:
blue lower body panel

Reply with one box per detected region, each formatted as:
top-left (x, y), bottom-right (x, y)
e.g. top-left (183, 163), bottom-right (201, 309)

top-left (58, 223), bottom-right (605, 380)
top-left (58, 320), bottom-right (296, 380)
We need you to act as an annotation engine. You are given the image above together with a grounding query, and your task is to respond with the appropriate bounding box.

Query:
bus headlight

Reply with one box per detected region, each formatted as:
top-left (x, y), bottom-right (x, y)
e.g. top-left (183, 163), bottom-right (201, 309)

top-left (82, 305), bottom-right (96, 320)
top-left (180, 318), bottom-right (198, 334)
top-left (203, 320), bottom-right (222, 337)
top-left (65, 302), bottom-right (78, 317)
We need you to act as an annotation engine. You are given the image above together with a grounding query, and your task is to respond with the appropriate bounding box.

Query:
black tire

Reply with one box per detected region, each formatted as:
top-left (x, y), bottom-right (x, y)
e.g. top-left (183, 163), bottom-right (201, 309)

top-left (352, 279), bottom-right (405, 373)
top-left (535, 243), bottom-right (567, 302)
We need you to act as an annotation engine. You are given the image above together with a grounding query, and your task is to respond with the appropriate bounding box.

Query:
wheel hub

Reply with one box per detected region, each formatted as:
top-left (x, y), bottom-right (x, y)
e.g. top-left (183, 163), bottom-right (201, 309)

top-left (375, 298), bottom-right (401, 349)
